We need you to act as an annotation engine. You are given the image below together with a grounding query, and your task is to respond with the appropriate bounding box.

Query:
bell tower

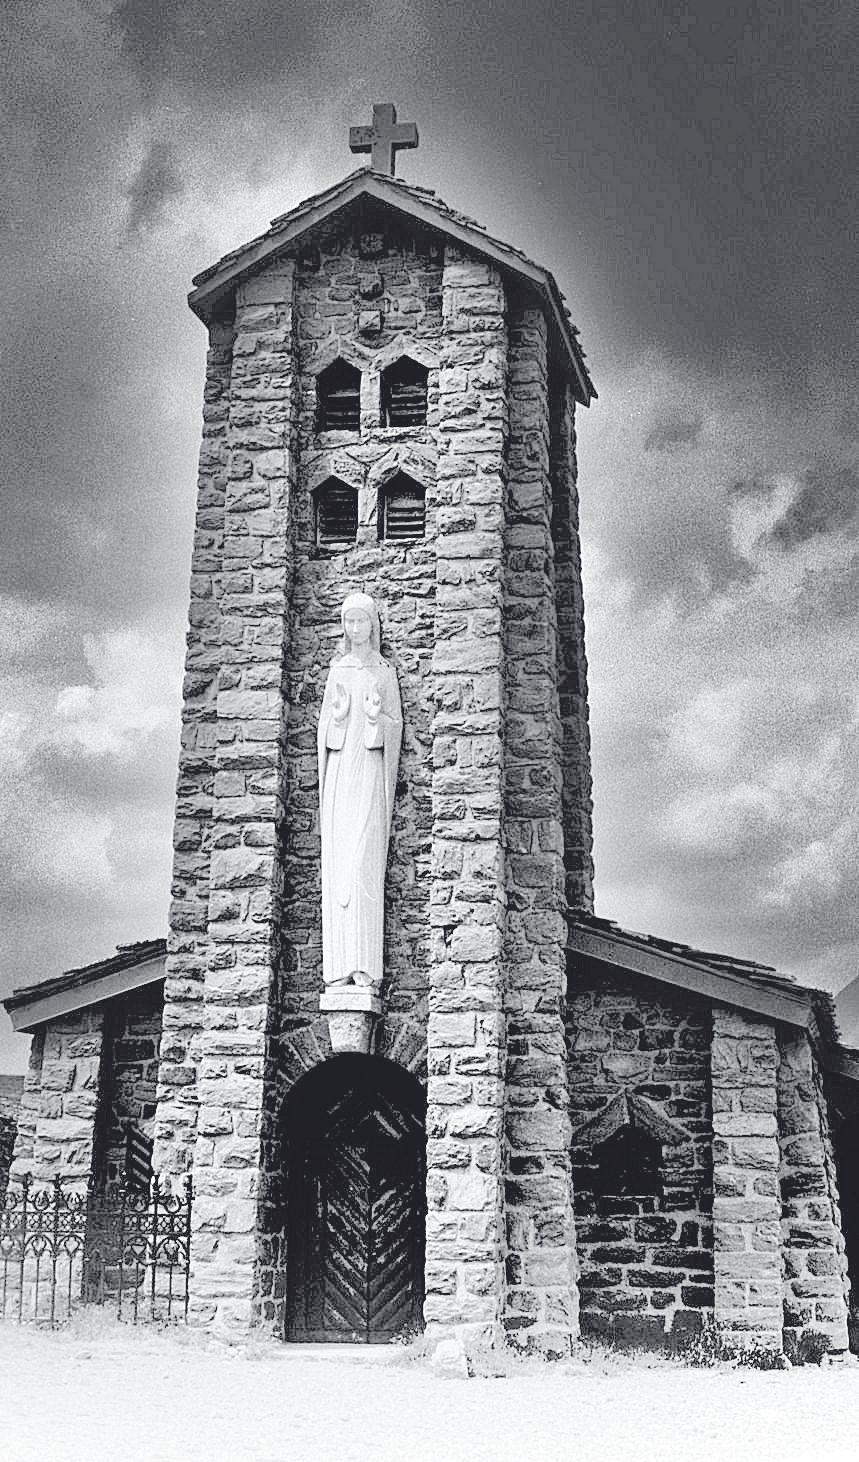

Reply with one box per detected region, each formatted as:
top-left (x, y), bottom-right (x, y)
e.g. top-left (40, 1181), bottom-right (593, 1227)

top-left (153, 109), bottom-right (596, 1355)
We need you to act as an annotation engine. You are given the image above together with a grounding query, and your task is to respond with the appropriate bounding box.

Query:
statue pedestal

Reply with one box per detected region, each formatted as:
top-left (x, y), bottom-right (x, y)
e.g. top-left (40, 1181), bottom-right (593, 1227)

top-left (320, 988), bottom-right (382, 1055)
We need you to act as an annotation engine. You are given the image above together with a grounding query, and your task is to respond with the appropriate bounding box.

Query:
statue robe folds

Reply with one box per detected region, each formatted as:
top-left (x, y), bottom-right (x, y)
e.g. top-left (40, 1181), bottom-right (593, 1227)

top-left (318, 631), bottom-right (402, 991)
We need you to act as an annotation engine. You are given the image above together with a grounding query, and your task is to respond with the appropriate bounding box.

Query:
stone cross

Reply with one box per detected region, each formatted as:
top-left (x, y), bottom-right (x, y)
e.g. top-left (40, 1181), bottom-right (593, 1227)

top-left (349, 103), bottom-right (418, 177)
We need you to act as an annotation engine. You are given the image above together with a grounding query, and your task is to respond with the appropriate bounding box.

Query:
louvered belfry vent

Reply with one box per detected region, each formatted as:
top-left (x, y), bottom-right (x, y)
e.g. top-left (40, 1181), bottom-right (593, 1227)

top-left (381, 357), bottom-right (428, 428)
top-left (379, 473), bottom-right (425, 543)
top-left (317, 359), bottom-right (361, 432)
top-left (316, 478), bottom-right (358, 546)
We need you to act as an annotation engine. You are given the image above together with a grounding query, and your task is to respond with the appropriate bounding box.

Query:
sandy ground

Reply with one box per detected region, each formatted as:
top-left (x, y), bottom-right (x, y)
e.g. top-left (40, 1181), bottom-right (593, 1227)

top-left (2, 1320), bottom-right (859, 1462)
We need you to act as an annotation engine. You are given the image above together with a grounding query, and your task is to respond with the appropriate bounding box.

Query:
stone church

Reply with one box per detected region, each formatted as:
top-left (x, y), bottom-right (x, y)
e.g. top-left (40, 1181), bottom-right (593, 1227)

top-left (5, 107), bottom-right (859, 1361)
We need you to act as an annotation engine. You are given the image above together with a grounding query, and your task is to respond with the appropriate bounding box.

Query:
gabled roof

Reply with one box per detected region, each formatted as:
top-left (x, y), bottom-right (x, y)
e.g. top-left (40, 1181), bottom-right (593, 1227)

top-left (568, 913), bottom-right (859, 1081)
top-left (4, 940), bottom-right (166, 1034)
top-left (188, 168), bottom-right (595, 405)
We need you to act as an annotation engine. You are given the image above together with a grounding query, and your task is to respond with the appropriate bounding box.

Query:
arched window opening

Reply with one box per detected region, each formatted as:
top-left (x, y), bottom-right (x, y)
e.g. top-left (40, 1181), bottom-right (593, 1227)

top-left (378, 472), bottom-right (425, 543)
top-left (315, 478), bottom-right (358, 546)
top-left (593, 1125), bottom-right (662, 1199)
top-left (317, 359), bottom-right (361, 433)
top-left (381, 357), bottom-right (429, 428)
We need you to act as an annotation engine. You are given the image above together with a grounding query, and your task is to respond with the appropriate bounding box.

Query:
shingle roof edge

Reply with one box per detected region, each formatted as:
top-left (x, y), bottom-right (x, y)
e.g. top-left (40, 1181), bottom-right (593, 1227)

top-left (568, 912), bottom-right (851, 1077)
top-left (4, 939), bottom-right (167, 1013)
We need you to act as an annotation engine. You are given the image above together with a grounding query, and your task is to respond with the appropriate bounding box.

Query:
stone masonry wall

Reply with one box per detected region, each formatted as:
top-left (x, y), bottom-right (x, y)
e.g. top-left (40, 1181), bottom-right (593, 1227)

top-left (9, 1031), bottom-right (43, 1181)
top-left (96, 985), bottom-right (164, 1187)
top-left (423, 246), bottom-right (510, 1355)
top-left (778, 1028), bottom-right (851, 1356)
top-left (277, 211), bottom-right (441, 1090)
top-left (155, 196), bottom-right (597, 1341)
top-left (258, 215), bottom-right (442, 1325)
top-left (155, 320), bottom-right (233, 1182)
top-left (549, 377), bottom-right (593, 911)
top-left (567, 971), bottom-right (713, 1348)
top-left (188, 259), bottom-right (300, 1332)
top-left (9, 1012), bottom-right (105, 1188)
top-left (711, 1007), bottom-right (782, 1345)
top-left (503, 301), bottom-right (578, 1355)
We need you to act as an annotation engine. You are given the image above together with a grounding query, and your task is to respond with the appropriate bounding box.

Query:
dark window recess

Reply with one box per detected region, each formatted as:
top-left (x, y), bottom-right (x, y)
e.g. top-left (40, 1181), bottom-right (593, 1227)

top-left (379, 474), bottom-right (425, 543)
top-left (593, 1125), bottom-right (662, 1198)
top-left (316, 480), bottom-right (358, 545)
top-left (381, 358), bottom-right (429, 428)
top-left (317, 360), bottom-right (361, 432)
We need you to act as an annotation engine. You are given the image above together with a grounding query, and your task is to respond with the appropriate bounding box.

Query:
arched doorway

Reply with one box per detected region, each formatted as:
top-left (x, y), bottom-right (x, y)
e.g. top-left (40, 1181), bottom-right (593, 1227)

top-left (282, 1055), bottom-right (426, 1343)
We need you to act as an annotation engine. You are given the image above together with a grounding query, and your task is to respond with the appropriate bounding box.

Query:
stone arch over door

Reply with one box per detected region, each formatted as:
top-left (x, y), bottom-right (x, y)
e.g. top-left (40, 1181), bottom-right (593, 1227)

top-left (281, 1054), bottom-right (426, 1343)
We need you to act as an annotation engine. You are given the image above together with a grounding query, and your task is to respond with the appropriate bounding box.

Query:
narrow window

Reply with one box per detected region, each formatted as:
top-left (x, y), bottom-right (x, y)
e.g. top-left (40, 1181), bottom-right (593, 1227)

top-left (315, 478), bottom-right (358, 546)
top-left (317, 360), bottom-right (361, 433)
top-left (381, 357), bottom-right (429, 428)
top-left (593, 1125), bottom-right (662, 1199)
top-left (378, 472), bottom-right (425, 543)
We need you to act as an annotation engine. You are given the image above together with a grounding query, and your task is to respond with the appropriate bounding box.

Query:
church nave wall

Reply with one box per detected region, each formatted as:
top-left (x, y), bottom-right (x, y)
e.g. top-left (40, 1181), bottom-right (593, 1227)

top-left (566, 973), bottom-right (714, 1349)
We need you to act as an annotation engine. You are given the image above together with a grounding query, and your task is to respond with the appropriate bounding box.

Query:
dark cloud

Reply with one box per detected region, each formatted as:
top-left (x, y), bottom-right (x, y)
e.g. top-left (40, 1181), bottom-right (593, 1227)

top-left (125, 139), bottom-right (184, 232)
top-left (112, 0), bottom-right (374, 93)
top-left (644, 408), bottom-right (704, 452)
top-left (768, 466), bottom-right (859, 550)
top-left (113, 0), bottom-right (181, 82)
top-left (3, 0), bottom-right (858, 1066)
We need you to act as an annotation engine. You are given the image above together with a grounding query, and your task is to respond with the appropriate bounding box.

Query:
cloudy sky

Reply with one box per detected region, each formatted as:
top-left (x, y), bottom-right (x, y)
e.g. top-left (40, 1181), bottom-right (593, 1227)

top-left (1, 0), bottom-right (856, 1069)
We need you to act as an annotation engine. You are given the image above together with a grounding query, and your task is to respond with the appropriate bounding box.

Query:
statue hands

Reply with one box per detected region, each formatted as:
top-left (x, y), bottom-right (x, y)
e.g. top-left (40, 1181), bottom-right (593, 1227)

top-left (324, 681), bottom-right (351, 752)
top-left (363, 684), bottom-right (385, 749)
top-left (331, 682), bottom-right (351, 723)
top-left (362, 686), bottom-right (382, 723)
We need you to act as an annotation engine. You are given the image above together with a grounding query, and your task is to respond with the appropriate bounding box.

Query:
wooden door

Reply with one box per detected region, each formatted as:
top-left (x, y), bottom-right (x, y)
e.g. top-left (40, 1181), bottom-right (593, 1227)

top-left (285, 1059), bottom-right (425, 1343)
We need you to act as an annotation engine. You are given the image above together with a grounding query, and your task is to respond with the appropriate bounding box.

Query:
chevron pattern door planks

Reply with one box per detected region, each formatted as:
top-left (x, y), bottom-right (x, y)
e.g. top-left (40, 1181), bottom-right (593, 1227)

top-left (285, 1060), bottom-right (425, 1343)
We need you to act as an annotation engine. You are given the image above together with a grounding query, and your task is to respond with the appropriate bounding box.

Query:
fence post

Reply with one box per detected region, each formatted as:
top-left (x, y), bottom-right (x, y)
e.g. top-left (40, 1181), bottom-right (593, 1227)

top-left (118, 1180), bottom-right (128, 1322)
top-left (50, 1174), bottom-right (61, 1326)
top-left (150, 1175), bottom-right (160, 1322)
top-left (16, 1173), bottom-right (30, 1324)
top-left (183, 1175), bottom-right (193, 1323)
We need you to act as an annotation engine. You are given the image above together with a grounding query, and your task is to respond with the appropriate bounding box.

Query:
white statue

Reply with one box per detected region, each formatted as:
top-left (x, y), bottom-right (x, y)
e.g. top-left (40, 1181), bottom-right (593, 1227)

top-left (318, 592), bottom-right (402, 992)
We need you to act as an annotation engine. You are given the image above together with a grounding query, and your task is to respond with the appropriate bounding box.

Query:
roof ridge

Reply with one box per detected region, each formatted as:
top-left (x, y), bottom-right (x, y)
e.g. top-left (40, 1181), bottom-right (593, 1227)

top-left (187, 170), bottom-right (595, 399)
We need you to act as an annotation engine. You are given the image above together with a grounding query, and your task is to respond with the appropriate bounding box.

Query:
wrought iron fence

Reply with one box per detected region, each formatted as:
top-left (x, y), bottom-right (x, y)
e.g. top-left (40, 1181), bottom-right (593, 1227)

top-left (0, 1173), bottom-right (192, 1326)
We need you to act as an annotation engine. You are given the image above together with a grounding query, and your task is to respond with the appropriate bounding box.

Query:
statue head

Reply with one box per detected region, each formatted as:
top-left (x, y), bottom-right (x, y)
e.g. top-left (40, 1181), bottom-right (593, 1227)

top-left (341, 591), bottom-right (380, 655)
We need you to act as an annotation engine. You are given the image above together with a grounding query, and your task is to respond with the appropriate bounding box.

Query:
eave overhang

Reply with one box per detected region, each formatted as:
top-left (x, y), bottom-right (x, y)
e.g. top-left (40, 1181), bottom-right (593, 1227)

top-left (4, 941), bottom-right (166, 1034)
top-left (188, 170), bottom-right (595, 405)
top-left (568, 915), bottom-right (855, 1081)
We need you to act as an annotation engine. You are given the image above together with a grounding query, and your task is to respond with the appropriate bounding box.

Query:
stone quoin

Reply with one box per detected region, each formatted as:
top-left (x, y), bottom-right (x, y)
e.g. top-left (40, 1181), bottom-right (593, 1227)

top-left (4, 109), bottom-right (859, 1364)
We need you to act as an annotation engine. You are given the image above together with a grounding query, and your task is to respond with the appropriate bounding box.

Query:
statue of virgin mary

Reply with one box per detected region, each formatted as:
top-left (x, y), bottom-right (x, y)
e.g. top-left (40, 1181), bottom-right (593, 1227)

top-left (317, 592), bottom-right (402, 991)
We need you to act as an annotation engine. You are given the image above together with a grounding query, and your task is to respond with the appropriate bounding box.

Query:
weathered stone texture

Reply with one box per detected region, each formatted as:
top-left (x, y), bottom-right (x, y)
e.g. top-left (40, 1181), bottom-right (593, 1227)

top-left (424, 246), bottom-right (509, 1354)
top-left (10, 1013), bottom-right (105, 1188)
top-left (155, 320), bottom-right (234, 1181)
top-left (189, 262), bottom-right (300, 1331)
top-left (711, 1006), bottom-right (782, 1344)
top-left (149, 208), bottom-right (599, 1346)
top-left (550, 378), bottom-right (593, 911)
top-left (9, 1032), bottom-right (43, 1181)
top-left (777, 1029), bottom-right (850, 1355)
top-left (277, 213), bottom-right (441, 1090)
top-left (567, 972), bottom-right (713, 1348)
top-left (251, 220), bottom-right (443, 1327)
top-left (502, 303), bottom-right (577, 1355)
